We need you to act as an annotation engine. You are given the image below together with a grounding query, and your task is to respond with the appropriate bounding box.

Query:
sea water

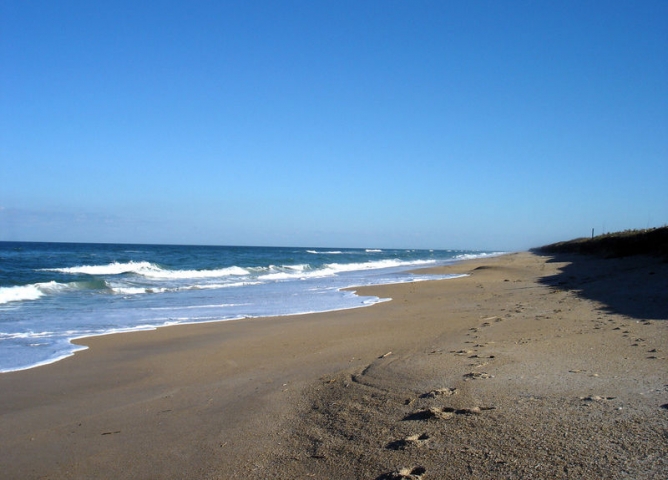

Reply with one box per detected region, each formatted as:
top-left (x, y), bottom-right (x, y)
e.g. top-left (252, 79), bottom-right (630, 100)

top-left (0, 242), bottom-right (501, 372)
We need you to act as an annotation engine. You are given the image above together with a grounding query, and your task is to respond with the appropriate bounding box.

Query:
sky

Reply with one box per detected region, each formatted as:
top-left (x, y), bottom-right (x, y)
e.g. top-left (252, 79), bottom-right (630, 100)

top-left (1, 1), bottom-right (666, 251)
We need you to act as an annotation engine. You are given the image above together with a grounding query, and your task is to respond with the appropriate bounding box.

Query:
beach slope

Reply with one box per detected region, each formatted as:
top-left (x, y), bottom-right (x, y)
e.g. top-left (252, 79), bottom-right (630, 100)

top-left (0, 251), bottom-right (666, 479)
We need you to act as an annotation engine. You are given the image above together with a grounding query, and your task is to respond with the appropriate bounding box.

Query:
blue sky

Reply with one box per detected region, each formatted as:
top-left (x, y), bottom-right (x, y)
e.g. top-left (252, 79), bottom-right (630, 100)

top-left (1, 1), bottom-right (666, 250)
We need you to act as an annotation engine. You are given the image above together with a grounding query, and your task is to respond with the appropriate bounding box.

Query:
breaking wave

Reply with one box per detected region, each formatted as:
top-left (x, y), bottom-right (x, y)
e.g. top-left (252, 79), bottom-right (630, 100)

top-left (45, 261), bottom-right (249, 279)
top-left (0, 281), bottom-right (96, 305)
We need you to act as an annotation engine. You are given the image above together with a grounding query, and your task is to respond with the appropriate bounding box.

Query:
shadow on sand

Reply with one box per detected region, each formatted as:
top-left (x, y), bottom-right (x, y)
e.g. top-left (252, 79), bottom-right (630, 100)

top-left (531, 251), bottom-right (668, 321)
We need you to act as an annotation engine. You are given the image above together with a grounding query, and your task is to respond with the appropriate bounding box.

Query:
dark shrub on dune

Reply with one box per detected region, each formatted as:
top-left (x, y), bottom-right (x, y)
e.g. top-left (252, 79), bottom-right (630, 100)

top-left (534, 226), bottom-right (668, 258)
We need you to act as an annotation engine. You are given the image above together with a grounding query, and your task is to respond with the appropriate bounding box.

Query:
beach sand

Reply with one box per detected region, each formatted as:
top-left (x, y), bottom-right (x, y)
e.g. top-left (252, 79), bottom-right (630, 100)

top-left (1, 252), bottom-right (666, 479)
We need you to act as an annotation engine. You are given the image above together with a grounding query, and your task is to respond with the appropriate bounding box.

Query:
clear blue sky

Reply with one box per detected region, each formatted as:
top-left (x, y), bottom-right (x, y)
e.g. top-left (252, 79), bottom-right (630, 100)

top-left (1, 1), bottom-right (666, 250)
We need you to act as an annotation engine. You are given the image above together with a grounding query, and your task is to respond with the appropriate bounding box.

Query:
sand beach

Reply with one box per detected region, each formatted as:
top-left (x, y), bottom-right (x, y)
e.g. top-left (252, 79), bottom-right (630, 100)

top-left (1, 250), bottom-right (666, 479)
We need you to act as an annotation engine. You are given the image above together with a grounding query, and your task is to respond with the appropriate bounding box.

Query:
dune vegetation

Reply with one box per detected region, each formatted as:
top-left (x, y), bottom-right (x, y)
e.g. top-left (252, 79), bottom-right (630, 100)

top-left (535, 226), bottom-right (668, 258)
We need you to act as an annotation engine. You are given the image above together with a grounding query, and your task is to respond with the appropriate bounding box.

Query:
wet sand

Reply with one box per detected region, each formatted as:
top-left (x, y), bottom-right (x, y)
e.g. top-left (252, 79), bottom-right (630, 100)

top-left (1, 252), bottom-right (666, 479)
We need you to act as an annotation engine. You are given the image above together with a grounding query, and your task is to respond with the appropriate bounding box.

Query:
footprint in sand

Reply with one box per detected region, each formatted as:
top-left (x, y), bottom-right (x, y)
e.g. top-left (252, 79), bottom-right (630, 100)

top-left (426, 407), bottom-right (456, 420)
top-left (403, 407), bottom-right (454, 421)
top-left (386, 433), bottom-right (430, 450)
top-left (379, 466), bottom-right (427, 480)
top-left (463, 372), bottom-right (493, 380)
top-left (456, 406), bottom-right (496, 414)
top-left (581, 395), bottom-right (616, 402)
top-left (421, 387), bottom-right (457, 398)
top-left (404, 405), bottom-right (494, 421)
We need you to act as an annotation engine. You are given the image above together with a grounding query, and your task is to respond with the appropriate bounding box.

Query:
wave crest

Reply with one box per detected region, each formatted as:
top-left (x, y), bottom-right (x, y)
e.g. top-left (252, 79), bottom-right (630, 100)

top-left (0, 284), bottom-right (45, 304)
top-left (0, 281), bottom-right (107, 305)
top-left (44, 261), bottom-right (250, 279)
top-left (325, 258), bottom-right (435, 273)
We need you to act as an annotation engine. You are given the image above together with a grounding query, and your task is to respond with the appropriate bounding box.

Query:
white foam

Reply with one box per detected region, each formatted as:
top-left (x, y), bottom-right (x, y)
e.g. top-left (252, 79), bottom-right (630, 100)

top-left (0, 344), bottom-right (89, 373)
top-left (453, 252), bottom-right (506, 261)
top-left (0, 285), bottom-right (45, 304)
top-left (45, 261), bottom-right (250, 279)
top-left (45, 260), bottom-right (158, 275)
top-left (0, 281), bottom-right (77, 305)
top-left (0, 330), bottom-right (57, 339)
top-left (111, 287), bottom-right (154, 295)
top-left (194, 281), bottom-right (262, 289)
top-left (140, 265), bottom-right (249, 279)
top-left (147, 303), bottom-right (249, 310)
top-left (37, 280), bottom-right (77, 294)
top-left (325, 258), bottom-right (435, 273)
top-left (283, 264), bottom-right (309, 271)
top-left (107, 280), bottom-right (261, 295)
top-left (259, 270), bottom-right (327, 281)
top-left (256, 259), bottom-right (438, 281)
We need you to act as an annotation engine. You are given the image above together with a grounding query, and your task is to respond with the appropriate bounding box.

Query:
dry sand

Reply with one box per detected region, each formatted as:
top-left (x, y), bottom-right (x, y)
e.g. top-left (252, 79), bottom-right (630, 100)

top-left (0, 251), bottom-right (666, 479)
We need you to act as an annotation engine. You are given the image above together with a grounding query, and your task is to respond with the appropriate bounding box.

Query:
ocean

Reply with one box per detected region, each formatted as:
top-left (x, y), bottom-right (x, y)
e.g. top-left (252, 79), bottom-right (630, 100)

top-left (0, 242), bottom-right (501, 373)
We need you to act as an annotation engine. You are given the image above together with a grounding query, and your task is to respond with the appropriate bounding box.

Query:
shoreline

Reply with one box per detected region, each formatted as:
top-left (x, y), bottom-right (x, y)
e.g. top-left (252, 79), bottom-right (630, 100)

top-left (1, 251), bottom-right (666, 478)
top-left (1, 254), bottom-right (485, 374)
